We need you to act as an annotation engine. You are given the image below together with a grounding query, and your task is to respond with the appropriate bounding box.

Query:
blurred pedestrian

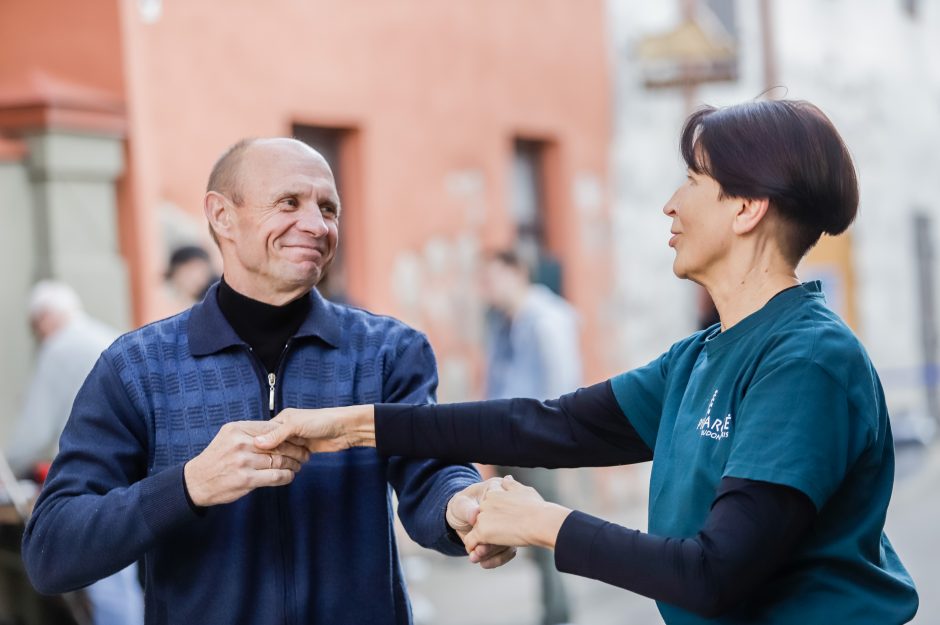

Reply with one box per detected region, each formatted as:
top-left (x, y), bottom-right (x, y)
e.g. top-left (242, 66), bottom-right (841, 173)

top-left (165, 244), bottom-right (218, 306)
top-left (5, 280), bottom-right (143, 625)
top-left (260, 100), bottom-right (919, 625)
top-left (480, 249), bottom-right (577, 625)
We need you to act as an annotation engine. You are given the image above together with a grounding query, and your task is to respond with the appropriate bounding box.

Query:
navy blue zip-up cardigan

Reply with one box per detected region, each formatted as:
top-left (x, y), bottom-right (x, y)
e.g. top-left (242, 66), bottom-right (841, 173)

top-left (22, 285), bottom-right (480, 625)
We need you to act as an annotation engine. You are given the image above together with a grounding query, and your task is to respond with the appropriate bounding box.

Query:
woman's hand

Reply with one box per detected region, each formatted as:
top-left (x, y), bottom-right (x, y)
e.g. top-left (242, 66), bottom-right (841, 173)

top-left (254, 405), bottom-right (376, 453)
top-left (464, 475), bottom-right (572, 552)
top-left (447, 478), bottom-right (518, 569)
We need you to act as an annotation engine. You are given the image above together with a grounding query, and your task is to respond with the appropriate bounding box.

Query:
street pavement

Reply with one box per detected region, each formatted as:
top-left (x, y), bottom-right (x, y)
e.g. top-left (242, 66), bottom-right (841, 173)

top-left (397, 443), bottom-right (940, 625)
top-left (886, 442), bottom-right (940, 625)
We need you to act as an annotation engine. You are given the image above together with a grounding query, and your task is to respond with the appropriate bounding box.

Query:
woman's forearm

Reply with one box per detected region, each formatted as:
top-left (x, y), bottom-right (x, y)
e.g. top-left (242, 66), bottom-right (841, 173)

top-left (372, 382), bottom-right (652, 468)
top-left (553, 478), bottom-right (815, 618)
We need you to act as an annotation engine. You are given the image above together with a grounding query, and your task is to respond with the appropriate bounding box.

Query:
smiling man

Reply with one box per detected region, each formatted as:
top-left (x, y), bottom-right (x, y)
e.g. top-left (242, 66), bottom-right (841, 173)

top-left (23, 138), bottom-right (510, 625)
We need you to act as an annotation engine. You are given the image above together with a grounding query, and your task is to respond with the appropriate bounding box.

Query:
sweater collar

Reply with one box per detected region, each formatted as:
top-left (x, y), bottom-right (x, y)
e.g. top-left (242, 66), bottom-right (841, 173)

top-left (188, 282), bottom-right (342, 356)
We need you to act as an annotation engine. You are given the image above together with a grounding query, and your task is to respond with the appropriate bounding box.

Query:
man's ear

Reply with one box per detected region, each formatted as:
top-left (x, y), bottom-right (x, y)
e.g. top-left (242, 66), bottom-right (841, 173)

top-left (732, 197), bottom-right (771, 235)
top-left (204, 191), bottom-right (234, 242)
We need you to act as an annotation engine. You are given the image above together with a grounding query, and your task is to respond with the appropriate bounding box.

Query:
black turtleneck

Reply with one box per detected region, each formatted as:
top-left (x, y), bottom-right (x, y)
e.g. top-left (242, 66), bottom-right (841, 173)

top-left (217, 277), bottom-right (311, 373)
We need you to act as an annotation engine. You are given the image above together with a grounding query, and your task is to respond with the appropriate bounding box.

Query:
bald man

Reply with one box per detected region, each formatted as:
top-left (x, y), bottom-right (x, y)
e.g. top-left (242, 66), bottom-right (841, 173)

top-left (23, 139), bottom-right (509, 625)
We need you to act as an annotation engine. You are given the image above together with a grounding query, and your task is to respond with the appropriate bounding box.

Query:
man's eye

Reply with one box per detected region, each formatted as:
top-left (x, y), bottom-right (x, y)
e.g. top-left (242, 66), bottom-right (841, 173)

top-left (321, 204), bottom-right (338, 216)
top-left (282, 198), bottom-right (299, 208)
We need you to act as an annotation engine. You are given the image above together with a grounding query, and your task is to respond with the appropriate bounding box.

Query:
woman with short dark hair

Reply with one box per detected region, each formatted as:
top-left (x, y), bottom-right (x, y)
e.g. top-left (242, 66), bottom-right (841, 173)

top-left (258, 100), bottom-right (918, 624)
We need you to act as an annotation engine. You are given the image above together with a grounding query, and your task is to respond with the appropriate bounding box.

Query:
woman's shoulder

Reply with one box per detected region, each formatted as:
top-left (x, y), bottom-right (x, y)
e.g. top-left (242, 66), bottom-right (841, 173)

top-left (761, 302), bottom-right (873, 384)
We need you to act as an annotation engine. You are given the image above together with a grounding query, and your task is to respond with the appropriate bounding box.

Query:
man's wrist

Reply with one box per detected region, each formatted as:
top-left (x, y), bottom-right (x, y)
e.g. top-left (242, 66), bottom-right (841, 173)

top-left (181, 461), bottom-right (207, 513)
top-left (182, 459), bottom-right (207, 508)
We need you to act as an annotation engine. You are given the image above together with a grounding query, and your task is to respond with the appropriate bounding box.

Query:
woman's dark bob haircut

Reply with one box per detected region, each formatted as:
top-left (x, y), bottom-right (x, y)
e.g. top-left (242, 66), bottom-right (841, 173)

top-left (680, 99), bottom-right (859, 263)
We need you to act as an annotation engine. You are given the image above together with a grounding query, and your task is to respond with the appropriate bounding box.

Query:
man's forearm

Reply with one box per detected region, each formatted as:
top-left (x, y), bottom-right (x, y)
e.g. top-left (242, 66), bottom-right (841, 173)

top-left (23, 464), bottom-right (196, 594)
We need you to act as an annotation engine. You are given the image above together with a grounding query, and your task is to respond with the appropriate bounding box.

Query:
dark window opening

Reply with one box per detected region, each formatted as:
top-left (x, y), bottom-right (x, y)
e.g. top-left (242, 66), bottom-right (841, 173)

top-left (510, 139), bottom-right (563, 295)
top-left (292, 124), bottom-right (351, 304)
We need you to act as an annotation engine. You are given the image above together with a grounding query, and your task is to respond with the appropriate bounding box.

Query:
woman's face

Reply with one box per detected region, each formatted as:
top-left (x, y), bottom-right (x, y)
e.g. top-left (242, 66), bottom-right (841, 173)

top-left (662, 170), bottom-right (741, 282)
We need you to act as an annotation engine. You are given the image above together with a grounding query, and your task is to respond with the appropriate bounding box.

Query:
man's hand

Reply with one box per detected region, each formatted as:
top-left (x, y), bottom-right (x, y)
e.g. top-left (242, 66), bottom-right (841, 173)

top-left (254, 406), bottom-right (376, 454)
top-left (184, 420), bottom-right (311, 507)
top-left (446, 478), bottom-right (517, 569)
top-left (463, 475), bottom-right (572, 552)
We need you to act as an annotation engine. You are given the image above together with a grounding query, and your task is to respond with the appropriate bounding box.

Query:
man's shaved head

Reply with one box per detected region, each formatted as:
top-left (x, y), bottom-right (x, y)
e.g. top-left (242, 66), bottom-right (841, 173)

top-left (205, 138), bottom-right (330, 244)
top-left (207, 138), bottom-right (257, 206)
top-left (202, 136), bottom-right (340, 303)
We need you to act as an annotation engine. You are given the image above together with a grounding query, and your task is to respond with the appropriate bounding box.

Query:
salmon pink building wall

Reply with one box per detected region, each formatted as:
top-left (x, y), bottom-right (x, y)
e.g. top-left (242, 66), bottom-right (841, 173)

top-left (4, 1), bottom-right (617, 398)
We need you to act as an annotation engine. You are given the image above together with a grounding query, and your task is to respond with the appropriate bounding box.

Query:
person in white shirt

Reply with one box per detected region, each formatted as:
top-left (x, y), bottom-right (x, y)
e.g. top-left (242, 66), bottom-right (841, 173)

top-left (6, 281), bottom-right (143, 625)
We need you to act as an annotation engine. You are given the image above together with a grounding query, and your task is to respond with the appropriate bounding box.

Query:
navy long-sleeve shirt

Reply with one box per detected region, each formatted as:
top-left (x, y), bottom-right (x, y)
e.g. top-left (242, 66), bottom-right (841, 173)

top-left (374, 381), bottom-right (815, 617)
top-left (23, 285), bottom-right (479, 625)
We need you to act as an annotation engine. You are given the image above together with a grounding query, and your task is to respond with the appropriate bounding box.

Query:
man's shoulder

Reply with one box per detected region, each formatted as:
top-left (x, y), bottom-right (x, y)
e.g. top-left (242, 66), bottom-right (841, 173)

top-left (326, 300), bottom-right (426, 343)
top-left (103, 309), bottom-right (193, 364)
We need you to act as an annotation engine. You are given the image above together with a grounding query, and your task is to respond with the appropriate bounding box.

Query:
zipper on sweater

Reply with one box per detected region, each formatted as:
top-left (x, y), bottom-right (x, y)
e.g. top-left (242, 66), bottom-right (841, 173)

top-left (246, 347), bottom-right (269, 416)
top-left (244, 341), bottom-right (296, 624)
top-left (247, 342), bottom-right (292, 418)
top-left (271, 340), bottom-right (295, 625)
top-left (267, 373), bottom-right (276, 413)
top-left (268, 341), bottom-right (293, 417)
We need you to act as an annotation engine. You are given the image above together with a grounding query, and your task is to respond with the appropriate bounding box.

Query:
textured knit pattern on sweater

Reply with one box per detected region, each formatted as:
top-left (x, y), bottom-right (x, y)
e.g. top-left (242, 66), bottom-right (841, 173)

top-left (23, 286), bottom-right (480, 625)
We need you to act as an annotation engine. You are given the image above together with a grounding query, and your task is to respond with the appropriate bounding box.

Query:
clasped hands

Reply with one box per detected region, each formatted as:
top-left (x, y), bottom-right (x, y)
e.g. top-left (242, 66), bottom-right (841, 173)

top-left (444, 474), bottom-right (570, 569)
top-left (184, 408), bottom-right (570, 569)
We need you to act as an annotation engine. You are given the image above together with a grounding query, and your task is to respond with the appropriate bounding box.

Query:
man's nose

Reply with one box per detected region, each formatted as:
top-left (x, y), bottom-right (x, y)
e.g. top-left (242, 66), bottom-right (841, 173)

top-left (297, 205), bottom-right (331, 237)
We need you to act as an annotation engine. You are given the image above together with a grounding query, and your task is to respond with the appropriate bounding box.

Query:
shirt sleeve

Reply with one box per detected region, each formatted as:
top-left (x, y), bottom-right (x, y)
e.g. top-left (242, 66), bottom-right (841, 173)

top-left (22, 352), bottom-right (201, 595)
top-left (723, 358), bottom-right (871, 510)
top-left (6, 343), bottom-right (67, 478)
top-left (608, 351), bottom-right (671, 450)
top-left (375, 381), bottom-right (652, 468)
top-left (381, 330), bottom-right (481, 557)
top-left (554, 477), bottom-right (816, 618)
top-left (530, 307), bottom-right (582, 398)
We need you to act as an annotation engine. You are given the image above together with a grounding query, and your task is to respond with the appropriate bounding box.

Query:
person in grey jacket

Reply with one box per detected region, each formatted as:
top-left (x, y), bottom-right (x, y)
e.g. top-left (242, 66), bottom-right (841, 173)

top-left (8, 280), bottom-right (143, 625)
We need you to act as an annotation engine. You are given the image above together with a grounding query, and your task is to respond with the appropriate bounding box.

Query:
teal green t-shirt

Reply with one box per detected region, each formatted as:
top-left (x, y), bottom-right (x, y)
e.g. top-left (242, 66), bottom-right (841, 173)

top-left (610, 282), bottom-right (918, 624)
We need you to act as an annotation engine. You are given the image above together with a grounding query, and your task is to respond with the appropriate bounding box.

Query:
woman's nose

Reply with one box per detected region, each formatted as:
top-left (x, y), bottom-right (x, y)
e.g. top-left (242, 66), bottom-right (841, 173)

top-left (663, 192), bottom-right (678, 217)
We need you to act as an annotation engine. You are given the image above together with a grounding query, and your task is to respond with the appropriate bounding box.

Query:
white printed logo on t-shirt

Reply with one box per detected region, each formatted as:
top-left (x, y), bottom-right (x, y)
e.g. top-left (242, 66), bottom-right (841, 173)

top-left (696, 388), bottom-right (732, 440)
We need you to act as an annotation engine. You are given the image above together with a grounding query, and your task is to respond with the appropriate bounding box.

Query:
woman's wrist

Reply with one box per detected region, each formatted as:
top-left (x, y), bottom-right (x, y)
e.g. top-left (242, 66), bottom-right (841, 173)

top-left (343, 404), bottom-right (376, 448)
top-left (531, 502), bottom-right (573, 549)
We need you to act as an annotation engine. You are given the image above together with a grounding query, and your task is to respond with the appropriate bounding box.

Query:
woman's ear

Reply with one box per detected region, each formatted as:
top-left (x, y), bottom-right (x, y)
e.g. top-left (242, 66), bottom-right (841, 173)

top-left (732, 197), bottom-right (771, 235)
top-left (204, 191), bottom-right (234, 243)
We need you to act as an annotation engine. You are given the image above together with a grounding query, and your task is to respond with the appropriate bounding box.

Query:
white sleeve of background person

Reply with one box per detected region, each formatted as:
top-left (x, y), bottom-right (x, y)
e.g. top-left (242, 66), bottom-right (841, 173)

top-left (6, 317), bottom-right (117, 476)
top-left (533, 296), bottom-right (583, 399)
top-left (6, 340), bottom-right (68, 476)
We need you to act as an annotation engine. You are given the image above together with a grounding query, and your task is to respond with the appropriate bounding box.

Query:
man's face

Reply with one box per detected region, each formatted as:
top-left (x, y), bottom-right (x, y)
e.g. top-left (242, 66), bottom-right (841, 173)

top-left (29, 310), bottom-right (62, 343)
top-left (169, 258), bottom-right (214, 301)
top-left (480, 260), bottom-right (519, 312)
top-left (224, 140), bottom-right (340, 297)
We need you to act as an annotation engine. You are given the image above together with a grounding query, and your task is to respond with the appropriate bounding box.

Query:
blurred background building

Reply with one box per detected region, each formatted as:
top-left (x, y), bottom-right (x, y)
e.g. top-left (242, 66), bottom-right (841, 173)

top-left (609, 0), bottom-right (940, 444)
top-left (1, 0), bottom-right (939, 623)
top-left (0, 0), bottom-right (615, 411)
